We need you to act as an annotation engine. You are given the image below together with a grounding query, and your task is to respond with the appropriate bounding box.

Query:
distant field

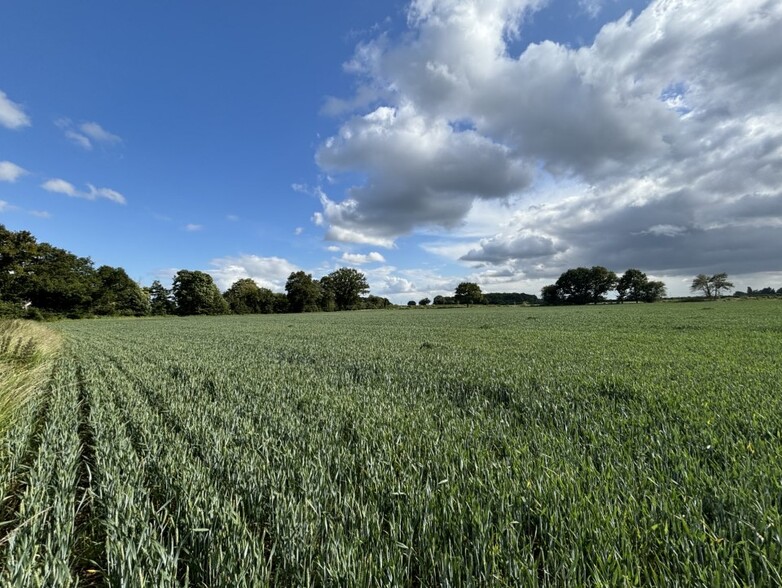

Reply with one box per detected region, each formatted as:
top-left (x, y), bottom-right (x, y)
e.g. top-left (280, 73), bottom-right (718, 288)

top-left (2, 301), bottom-right (781, 586)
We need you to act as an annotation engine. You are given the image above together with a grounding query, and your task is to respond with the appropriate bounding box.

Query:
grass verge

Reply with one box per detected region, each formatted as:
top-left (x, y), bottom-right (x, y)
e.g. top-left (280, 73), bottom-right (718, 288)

top-left (0, 320), bottom-right (61, 435)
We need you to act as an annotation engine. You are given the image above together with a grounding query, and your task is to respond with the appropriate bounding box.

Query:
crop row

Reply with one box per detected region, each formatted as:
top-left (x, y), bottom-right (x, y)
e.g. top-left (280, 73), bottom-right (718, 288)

top-left (1, 302), bottom-right (781, 585)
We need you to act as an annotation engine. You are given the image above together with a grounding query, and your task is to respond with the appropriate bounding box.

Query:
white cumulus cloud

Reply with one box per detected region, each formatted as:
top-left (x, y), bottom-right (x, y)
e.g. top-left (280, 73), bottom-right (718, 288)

top-left (340, 251), bottom-right (386, 265)
top-left (208, 255), bottom-right (301, 291)
top-left (314, 0), bottom-right (782, 281)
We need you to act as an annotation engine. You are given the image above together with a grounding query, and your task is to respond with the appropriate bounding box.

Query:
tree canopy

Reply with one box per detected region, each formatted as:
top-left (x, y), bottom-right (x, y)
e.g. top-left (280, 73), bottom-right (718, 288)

top-left (320, 268), bottom-right (369, 311)
top-left (172, 270), bottom-right (229, 316)
top-left (691, 273), bottom-right (734, 299)
top-left (223, 278), bottom-right (274, 314)
top-left (454, 282), bottom-right (484, 306)
top-left (543, 266), bottom-right (665, 305)
top-left (617, 269), bottom-right (667, 303)
top-left (285, 271), bottom-right (321, 313)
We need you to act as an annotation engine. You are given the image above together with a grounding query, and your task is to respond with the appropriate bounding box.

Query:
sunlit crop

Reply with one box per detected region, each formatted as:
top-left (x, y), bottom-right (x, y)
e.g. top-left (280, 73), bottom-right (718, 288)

top-left (2, 301), bottom-right (781, 585)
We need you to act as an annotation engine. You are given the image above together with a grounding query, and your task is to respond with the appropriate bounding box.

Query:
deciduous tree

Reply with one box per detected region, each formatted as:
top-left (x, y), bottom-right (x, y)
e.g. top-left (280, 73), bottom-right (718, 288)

top-left (172, 270), bottom-right (228, 315)
top-left (285, 271), bottom-right (320, 312)
top-left (454, 282), bottom-right (484, 306)
top-left (321, 268), bottom-right (369, 311)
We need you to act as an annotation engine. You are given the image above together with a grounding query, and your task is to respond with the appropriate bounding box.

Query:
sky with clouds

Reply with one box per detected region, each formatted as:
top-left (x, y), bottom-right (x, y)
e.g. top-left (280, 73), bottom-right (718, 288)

top-left (1, 0), bottom-right (780, 301)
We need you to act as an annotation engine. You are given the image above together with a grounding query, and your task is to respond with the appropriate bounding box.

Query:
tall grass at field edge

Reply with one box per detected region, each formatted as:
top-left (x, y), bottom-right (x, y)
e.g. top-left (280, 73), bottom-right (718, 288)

top-left (0, 320), bottom-right (61, 435)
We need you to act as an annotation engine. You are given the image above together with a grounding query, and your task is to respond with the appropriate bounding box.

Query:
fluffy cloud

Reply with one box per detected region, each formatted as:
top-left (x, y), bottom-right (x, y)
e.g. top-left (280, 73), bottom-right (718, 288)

top-left (56, 118), bottom-right (122, 150)
top-left (0, 161), bottom-right (27, 183)
top-left (462, 232), bottom-right (566, 262)
top-left (340, 251), bottom-right (386, 265)
top-left (184, 224), bottom-right (203, 232)
top-left (0, 90), bottom-right (30, 129)
top-left (41, 178), bottom-right (126, 204)
top-left (315, 0), bottom-right (782, 281)
top-left (316, 103), bottom-right (533, 244)
top-left (208, 255), bottom-right (301, 291)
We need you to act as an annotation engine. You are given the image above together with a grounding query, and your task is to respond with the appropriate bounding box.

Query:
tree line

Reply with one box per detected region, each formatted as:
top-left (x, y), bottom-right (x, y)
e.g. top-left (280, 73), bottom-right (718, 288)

top-left (0, 225), bottom-right (387, 319)
top-left (542, 267), bottom-right (667, 305)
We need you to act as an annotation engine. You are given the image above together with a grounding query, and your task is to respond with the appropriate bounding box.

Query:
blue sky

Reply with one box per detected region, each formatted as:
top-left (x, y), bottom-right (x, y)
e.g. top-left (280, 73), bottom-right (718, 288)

top-left (2, 0), bottom-right (781, 301)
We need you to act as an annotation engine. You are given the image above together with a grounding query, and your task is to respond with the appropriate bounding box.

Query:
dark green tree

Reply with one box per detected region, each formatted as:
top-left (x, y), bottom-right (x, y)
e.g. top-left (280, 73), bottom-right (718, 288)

top-left (641, 280), bottom-right (667, 302)
top-left (407, 300), bottom-right (417, 306)
top-left (691, 274), bottom-right (713, 298)
top-left (93, 266), bottom-right (149, 316)
top-left (19, 243), bottom-right (98, 315)
top-left (322, 268), bottom-right (369, 311)
top-left (147, 280), bottom-right (176, 315)
top-left (361, 295), bottom-right (390, 309)
top-left (224, 278), bottom-right (264, 314)
top-left (617, 268), bottom-right (649, 303)
top-left (710, 273), bottom-right (734, 298)
top-left (272, 292), bottom-right (290, 313)
top-left (285, 271), bottom-right (321, 312)
top-left (454, 282), bottom-right (484, 306)
top-left (419, 297), bottom-right (431, 306)
top-left (587, 266), bottom-right (618, 304)
top-left (172, 270), bottom-right (228, 315)
top-left (541, 284), bottom-right (564, 305)
top-left (554, 268), bottom-right (592, 304)
top-left (0, 226), bottom-right (39, 303)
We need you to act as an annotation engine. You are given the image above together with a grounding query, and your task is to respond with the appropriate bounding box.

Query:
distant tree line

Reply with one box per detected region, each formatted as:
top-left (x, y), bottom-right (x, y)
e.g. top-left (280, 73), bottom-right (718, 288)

top-left (734, 286), bottom-right (782, 298)
top-left (431, 286), bottom-right (538, 307)
top-left (135, 268), bottom-right (389, 318)
top-left (1, 225), bottom-right (388, 319)
top-left (542, 267), bottom-right (667, 305)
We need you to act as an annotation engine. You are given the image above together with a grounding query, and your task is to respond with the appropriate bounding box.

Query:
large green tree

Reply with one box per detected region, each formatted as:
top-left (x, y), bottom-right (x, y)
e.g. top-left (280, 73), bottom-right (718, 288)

top-left (0, 226), bottom-right (38, 303)
top-left (147, 280), bottom-right (176, 315)
top-left (93, 265), bottom-right (149, 316)
top-left (709, 273), bottom-right (734, 298)
top-left (544, 266), bottom-right (618, 305)
top-left (454, 282), bottom-right (484, 306)
top-left (19, 243), bottom-right (98, 314)
top-left (617, 269), bottom-right (666, 303)
top-left (321, 268), bottom-right (369, 311)
top-left (586, 266), bottom-right (618, 304)
top-left (285, 271), bottom-right (321, 312)
top-left (690, 274), bottom-right (713, 298)
top-left (172, 270), bottom-right (229, 315)
top-left (691, 273), bottom-right (734, 299)
top-left (224, 278), bottom-right (275, 314)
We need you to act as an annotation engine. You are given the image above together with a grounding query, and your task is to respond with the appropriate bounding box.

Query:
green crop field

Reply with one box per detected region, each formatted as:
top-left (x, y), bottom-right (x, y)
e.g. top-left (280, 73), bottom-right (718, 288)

top-left (1, 301), bottom-right (781, 586)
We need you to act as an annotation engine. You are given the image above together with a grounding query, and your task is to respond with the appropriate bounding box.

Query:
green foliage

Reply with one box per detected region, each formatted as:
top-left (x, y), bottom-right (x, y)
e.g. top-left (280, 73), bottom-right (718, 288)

top-left (543, 266), bottom-right (664, 305)
top-left (1, 224), bottom-right (151, 318)
top-left (692, 272), bottom-right (734, 299)
top-left (285, 271), bottom-right (320, 313)
top-left (147, 280), bottom-right (175, 315)
top-left (93, 266), bottom-right (150, 316)
top-left (360, 295), bottom-right (390, 310)
top-left (172, 270), bottom-right (229, 316)
top-left (454, 282), bottom-right (484, 306)
top-left (483, 292), bottom-right (538, 305)
top-left (419, 297), bottom-right (430, 306)
top-left (618, 268), bottom-right (667, 303)
top-left (321, 268), bottom-right (369, 311)
top-left (223, 278), bottom-right (275, 314)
